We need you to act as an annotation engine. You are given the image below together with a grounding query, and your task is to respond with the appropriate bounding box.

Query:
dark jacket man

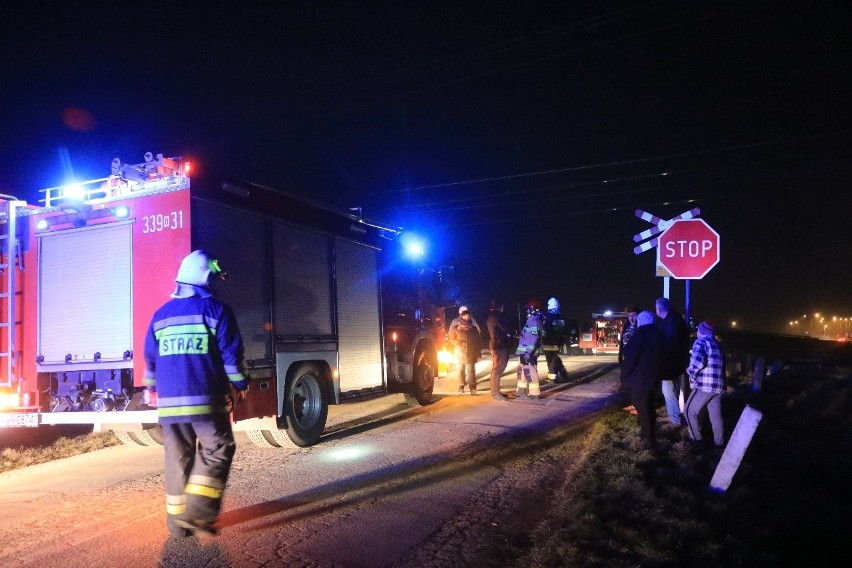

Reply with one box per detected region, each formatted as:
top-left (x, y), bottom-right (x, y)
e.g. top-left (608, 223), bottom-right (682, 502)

top-left (622, 311), bottom-right (664, 447)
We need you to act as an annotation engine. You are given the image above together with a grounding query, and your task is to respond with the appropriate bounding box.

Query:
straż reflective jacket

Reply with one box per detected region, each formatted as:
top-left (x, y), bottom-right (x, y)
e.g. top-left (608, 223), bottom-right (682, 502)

top-left (144, 295), bottom-right (247, 423)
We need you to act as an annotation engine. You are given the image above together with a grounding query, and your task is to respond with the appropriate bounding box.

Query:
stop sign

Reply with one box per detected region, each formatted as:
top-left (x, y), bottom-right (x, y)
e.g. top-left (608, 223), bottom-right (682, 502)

top-left (657, 219), bottom-right (720, 279)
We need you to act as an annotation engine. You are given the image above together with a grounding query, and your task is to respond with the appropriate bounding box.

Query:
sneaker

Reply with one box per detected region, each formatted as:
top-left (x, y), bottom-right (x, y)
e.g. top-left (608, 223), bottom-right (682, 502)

top-left (470, 389), bottom-right (477, 396)
top-left (492, 393), bottom-right (509, 402)
top-left (457, 385), bottom-right (465, 394)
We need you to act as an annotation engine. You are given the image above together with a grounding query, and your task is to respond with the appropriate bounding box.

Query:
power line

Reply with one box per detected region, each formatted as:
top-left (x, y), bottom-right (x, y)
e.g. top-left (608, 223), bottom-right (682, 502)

top-left (420, 161), bottom-right (852, 226)
top-left (373, 129), bottom-right (852, 195)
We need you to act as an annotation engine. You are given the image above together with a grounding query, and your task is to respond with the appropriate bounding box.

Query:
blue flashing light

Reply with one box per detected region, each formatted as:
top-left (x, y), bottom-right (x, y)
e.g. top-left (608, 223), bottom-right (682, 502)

top-left (399, 231), bottom-right (426, 260)
top-left (603, 310), bottom-right (613, 317)
top-left (62, 184), bottom-right (85, 201)
top-left (113, 205), bottom-right (130, 218)
top-left (36, 219), bottom-right (49, 231)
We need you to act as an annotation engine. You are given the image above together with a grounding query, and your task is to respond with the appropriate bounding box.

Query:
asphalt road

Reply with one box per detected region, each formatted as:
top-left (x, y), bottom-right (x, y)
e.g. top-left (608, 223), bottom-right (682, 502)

top-left (0, 355), bottom-right (619, 568)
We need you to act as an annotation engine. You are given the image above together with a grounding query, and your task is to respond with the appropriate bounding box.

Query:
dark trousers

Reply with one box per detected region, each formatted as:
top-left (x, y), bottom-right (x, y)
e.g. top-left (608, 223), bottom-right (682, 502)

top-left (489, 348), bottom-right (509, 395)
top-left (543, 348), bottom-right (567, 379)
top-left (629, 386), bottom-right (657, 447)
top-left (163, 415), bottom-right (236, 526)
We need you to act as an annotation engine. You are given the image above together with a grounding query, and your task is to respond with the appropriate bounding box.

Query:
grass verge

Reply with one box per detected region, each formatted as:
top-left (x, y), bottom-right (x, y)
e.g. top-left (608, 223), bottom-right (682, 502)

top-left (482, 368), bottom-right (852, 567)
top-left (0, 428), bottom-right (120, 474)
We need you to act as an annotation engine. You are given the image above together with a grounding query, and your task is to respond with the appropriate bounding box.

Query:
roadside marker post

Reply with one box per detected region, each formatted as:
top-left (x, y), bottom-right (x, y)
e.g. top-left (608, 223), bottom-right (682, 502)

top-left (709, 404), bottom-right (763, 494)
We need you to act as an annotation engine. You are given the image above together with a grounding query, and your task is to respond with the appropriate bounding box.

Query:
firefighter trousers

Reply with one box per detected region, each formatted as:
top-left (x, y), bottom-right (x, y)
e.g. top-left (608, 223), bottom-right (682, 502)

top-left (163, 416), bottom-right (236, 527)
top-left (516, 358), bottom-right (541, 396)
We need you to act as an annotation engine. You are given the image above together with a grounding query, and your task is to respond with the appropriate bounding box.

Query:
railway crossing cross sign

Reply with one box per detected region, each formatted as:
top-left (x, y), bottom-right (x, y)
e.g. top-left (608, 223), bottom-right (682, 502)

top-left (657, 218), bottom-right (720, 279)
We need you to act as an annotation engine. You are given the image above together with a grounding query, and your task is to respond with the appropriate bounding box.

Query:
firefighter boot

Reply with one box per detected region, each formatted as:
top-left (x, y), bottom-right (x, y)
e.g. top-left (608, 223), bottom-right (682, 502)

top-left (515, 386), bottom-right (528, 399)
top-left (167, 515), bottom-right (192, 539)
top-left (174, 518), bottom-right (220, 540)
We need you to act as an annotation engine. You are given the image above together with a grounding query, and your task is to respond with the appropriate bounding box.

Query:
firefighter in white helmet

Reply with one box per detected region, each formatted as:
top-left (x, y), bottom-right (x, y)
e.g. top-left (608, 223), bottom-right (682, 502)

top-left (515, 299), bottom-right (544, 399)
top-left (542, 297), bottom-right (569, 383)
top-left (143, 250), bottom-right (248, 539)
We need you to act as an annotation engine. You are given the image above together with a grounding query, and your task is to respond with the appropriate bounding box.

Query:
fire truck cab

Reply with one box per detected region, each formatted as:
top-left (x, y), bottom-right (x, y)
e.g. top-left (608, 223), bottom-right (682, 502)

top-left (578, 311), bottom-right (627, 354)
top-left (0, 153), bottom-right (448, 448)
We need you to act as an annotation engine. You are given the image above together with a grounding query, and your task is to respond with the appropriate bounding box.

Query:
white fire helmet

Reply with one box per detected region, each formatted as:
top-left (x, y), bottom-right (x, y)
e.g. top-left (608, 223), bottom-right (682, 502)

top-left (175, 250), bottom-right (221, 287)
top-left (547, 297), bottom-right (560, 311)
top-left (458, 305), bottom-right (470, 315)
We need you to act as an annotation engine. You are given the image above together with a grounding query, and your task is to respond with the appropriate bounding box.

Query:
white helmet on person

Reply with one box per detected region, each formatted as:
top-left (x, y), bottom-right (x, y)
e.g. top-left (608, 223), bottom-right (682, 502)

top-left (171, 250), bottom-right (224, 298)
top-left (458, 305), bottom-right (469, 315)
top-left (547, 297), bottom-right (560, 311)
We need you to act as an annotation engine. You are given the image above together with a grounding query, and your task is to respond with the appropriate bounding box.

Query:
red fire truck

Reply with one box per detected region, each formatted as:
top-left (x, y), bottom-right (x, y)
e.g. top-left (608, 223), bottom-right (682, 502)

top-left (578, 311), bottom-right (627, 354)
top-left (0, 153), bottom-right (451, 448)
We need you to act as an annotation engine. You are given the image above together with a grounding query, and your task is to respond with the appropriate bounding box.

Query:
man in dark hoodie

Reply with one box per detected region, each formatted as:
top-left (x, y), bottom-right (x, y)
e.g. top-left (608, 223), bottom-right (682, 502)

top-left (621, 310), bottom-right (664, 449)
top-left (655, 297), bottom-right (690, 426)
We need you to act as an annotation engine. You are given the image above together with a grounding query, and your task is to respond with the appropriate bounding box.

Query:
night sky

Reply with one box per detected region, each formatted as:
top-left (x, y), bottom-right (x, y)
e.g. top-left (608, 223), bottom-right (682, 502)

top-left (1, 1), bottom-right (850, 334)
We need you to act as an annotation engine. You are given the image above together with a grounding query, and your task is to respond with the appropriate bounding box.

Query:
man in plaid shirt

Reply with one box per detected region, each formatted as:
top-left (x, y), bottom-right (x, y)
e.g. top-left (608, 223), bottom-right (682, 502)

top-left (684, 320), bottom-right (725, 447)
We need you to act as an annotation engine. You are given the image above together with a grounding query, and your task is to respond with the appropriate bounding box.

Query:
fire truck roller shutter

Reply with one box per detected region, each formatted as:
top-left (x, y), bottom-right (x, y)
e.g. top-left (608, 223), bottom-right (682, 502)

top-left (271, 223), bottom-right (334, 337)
top-left (192, 201), bottom-right (272, 363)
top-left (38, 223), bottom-right (133, 364)
top-left (335, 239), bottom-right (383, 391)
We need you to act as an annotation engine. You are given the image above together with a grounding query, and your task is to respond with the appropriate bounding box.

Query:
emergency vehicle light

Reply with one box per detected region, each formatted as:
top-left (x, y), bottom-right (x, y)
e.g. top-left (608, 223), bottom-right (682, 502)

top-left (184, 161), bottom-right (191, 174)
top-left (62, 184), bottom-right (85, 201)
top-left (36, 219), bottom-right (49, 231)
top-left (399, 231), bottom-right (426, 260)
top-left (112, 205), bottom-right (130, 218)
top-left (0, 391), bottom-right (20, 409)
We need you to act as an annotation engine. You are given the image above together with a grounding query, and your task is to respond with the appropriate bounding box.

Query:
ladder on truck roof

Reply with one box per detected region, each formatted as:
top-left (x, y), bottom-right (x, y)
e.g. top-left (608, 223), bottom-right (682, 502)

top-left (0, 197), bottom-right (24, 389)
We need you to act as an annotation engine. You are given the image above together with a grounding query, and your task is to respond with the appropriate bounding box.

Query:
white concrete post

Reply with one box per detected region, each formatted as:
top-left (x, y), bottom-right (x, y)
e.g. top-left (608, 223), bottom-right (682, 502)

top-left (709, 404), bottom-right (763, 493)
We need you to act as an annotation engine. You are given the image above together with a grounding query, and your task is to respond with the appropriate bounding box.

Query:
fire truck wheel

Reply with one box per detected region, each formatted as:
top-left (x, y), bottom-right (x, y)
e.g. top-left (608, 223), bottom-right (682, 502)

top-left (404, 349), bottom-right (436, 407)
top-left (245, 429), bottom-right (281, 448)
top-left (279, 363), bottom-right (328, 447)
top-left (113, 430), bottom-right (145, 446)
top-left (134, 425), bottom-right (165, 446)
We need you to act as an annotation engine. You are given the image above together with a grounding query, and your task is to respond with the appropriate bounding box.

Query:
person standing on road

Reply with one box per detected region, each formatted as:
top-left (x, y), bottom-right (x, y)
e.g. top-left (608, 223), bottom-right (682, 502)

top-left (621, 310), bottom-right (664, 450)
top-left (654, 297), bottom-right (690, 426)
top-left (486, 300), bottom-right (512, 401)
top-left (143, 250), bottom-right (249, 539)
top-left (684, 320), bottom-right (726, 448)
top-left (542, 297), bottom-right (570, 383)
top-left (515, 299), bottom-right (544, 399)
top-left (619, 305), bottom-right (640, 414)
top-left (449, 306), bottom-right (482, 394)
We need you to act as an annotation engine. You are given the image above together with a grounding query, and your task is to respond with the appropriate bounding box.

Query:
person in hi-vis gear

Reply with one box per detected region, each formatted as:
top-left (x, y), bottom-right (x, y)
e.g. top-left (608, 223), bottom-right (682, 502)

top-left (515, 299), bottom-right (544, 399)
top-left (144, 250), bottom-right (249, 539)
